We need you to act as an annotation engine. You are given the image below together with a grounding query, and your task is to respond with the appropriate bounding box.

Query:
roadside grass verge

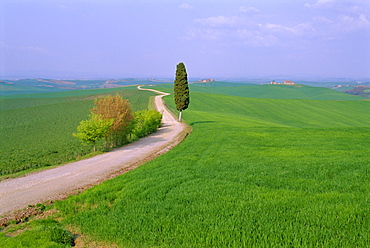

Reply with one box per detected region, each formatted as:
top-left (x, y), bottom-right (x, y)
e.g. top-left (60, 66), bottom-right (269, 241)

top-left (0, 87), bottom-right (157, 177)
top-left (0, 218), bottom-right (74, 248)
top-left (52, 91), bottom-right (370, 247)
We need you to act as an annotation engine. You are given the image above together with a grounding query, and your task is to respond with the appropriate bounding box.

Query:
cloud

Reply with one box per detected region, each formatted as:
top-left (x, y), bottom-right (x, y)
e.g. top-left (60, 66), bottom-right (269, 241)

top-left (58, 4), bottom-right (70, 11)
top-left (263, 22), bottom-right (316, 35)
top-left (264, 23), bottom-right (295, 32)
top-left (304, 0), bottom-right (335, 8)
top-left (237, 6), bottom-right (260, 13)
top-left (187, 14), bottom-right (314, 47)
top-left (184, 0), bottom-right (369, 48)
top-left (312, 16), bottom-right (332, 23)
top-left (0, 41), bottom-right (50, 55)
top-left (337, 13), bottom-right (370, 31)
top-left (21, 46), bottom-right (50, 55)
top-left (186, 28), bottom-right (225, 40)
top-left (339, 5), bottom-right (370, 30)
top-left (237, 29), bottom-right (278, 47)
top-left (303, 0), bottom-right (370, 37)
top-left (195, 16), bottom-right (239, 27)
top-left (179, 3), bottom-right (193, 10)
top-left (309, 3), bottom-right (370, 33)
top-left (0, 41), bottom-right (11, 49)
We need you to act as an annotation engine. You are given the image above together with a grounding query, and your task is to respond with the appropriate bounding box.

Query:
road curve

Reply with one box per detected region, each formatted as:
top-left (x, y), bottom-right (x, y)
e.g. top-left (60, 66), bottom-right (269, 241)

top-left (0, 87), bottom-right (186, 216)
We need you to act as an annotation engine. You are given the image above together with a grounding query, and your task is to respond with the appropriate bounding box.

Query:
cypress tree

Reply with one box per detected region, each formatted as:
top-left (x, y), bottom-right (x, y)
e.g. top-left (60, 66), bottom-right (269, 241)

top-left (174, 62), bottom-right (189, 121)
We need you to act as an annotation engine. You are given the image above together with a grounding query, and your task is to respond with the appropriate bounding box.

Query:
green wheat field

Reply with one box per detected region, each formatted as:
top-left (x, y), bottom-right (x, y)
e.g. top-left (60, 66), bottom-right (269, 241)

top-left (1, 83), bottom-right (369, 247)
top-left (0, 87), bottom-right (157, 177)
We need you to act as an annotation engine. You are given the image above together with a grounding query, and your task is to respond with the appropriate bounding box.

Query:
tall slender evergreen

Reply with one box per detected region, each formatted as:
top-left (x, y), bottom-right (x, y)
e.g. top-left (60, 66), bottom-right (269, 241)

top-left (174, 62), bottom-right (189, 121)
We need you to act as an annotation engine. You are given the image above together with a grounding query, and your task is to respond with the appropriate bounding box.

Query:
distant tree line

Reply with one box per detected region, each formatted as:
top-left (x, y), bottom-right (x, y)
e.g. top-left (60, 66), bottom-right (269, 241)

top-left (343, 86), bottom-right (370, 98)
top-left (73, 95), bottom-right (162, 152)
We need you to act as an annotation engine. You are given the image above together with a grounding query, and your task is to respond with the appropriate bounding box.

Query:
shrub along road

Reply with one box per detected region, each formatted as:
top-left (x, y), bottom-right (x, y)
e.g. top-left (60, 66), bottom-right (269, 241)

top-left (0, 87), bottom-right (186, 216)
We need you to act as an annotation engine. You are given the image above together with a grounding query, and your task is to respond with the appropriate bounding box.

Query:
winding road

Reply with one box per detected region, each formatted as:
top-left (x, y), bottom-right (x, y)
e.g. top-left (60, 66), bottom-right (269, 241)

top-left (0, 87), bottom-right (186, 216)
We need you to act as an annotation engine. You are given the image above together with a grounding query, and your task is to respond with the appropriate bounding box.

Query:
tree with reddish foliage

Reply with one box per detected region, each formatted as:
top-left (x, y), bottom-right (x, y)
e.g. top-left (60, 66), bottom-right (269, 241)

top-left (91, 94), bottom-right (134, 148)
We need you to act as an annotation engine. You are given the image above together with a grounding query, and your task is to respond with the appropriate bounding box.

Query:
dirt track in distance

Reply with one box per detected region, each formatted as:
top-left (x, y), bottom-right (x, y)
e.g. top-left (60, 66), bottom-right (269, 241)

top-left (0, 87), bottom-right (187, 216)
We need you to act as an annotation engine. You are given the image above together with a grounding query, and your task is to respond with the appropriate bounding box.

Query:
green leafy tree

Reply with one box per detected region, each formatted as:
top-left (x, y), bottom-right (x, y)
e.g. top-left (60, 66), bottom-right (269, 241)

top-left (131, 109), bottom-right (162, 139)
top-left (174, 62), bottom-right (190, 121)
top-left (73, 114), bottom-right (113, 152)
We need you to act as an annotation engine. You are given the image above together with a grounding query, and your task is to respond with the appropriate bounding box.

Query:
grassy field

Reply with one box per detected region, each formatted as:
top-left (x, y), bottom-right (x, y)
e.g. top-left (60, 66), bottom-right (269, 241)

top-left (160, 82), bottom-right (366, 101)
top-left (225, 84), bottom-right (365, 100)
top-left (0, 87), bottom-right (157, 177)
top-left (0, 78), bottom-right (174, 96)
top-left (43, 85), bottom-right (370, 247)
top-left (0, 83), bottom-right (63, 96)
top-left (148, 81), bottom-right (370, 102)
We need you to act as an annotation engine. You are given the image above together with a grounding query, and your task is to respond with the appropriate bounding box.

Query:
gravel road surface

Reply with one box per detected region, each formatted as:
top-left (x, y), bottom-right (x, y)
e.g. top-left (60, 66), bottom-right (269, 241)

top-left (0, 87), bottom-right (186, 216)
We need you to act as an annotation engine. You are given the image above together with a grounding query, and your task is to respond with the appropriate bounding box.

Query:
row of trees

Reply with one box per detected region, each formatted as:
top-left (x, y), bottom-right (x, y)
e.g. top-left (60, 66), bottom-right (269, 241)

top-left (73, 95), bottom-right (162, 152)
top-left (343, 86), bottom-right (370, 98)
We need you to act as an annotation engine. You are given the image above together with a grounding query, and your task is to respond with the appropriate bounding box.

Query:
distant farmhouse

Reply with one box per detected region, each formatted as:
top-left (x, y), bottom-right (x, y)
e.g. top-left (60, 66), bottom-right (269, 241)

top-left (199, 79), bottom-right (215, 83)
top-left (270, 80), bottom-right (296, 85)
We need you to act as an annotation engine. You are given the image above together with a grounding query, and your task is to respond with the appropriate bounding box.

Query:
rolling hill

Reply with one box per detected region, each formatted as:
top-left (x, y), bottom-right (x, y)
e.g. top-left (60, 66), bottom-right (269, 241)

top-left (189, 83), bottom-right (366, 100)
top-left (48, 86), bottom-right (370, 247)
top-left (0, 78), bottom-right (172, 96)
top-left (0, 87), bottom-right (157, 176)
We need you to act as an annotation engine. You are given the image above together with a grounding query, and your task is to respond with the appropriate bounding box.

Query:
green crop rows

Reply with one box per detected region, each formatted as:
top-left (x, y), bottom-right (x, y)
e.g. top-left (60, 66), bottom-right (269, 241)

top-left (0, 87), bottom-right (157, 176)
top-left (49, 86), bottom-right (370, 247)
top-left (2, 84), bottom-right (369, 247)
top-left (153, 82), bottom-right (366, 101)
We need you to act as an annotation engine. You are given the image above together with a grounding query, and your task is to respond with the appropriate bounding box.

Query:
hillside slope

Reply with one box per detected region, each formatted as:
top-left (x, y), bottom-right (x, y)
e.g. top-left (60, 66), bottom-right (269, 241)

top-left (0, 87), bottom-right (157, 176)
top-left (54, 89), bottom-right (370, 247)
top-left (0, 88), bottom-right (186, 216)
top-left (189, 83), bottom-right (365, 100)
top-left (187, 92), bottom-right (370, 128)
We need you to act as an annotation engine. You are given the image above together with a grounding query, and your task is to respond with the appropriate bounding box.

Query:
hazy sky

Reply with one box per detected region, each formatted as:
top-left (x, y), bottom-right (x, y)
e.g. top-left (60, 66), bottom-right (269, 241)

top-left (1, 0), bottom-right (369, 79)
